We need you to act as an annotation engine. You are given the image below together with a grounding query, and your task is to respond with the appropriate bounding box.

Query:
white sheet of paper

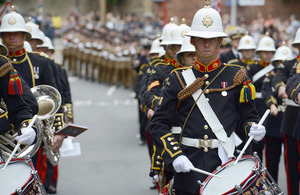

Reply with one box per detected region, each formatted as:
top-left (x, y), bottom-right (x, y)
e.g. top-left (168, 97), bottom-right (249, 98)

top-left (61, 142), bottom-right (81, 157)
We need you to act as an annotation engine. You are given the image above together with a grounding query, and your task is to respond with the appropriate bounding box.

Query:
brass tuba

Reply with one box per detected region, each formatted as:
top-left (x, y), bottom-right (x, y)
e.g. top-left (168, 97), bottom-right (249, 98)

top-left (31, 85), bottom-right (62, 166)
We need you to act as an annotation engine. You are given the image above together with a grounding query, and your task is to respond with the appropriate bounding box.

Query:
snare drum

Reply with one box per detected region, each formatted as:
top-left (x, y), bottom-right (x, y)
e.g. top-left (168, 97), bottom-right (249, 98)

top-left (199, 155), bottom-right (283, 195)
top-left (0, 159), bottom-right (47, 195)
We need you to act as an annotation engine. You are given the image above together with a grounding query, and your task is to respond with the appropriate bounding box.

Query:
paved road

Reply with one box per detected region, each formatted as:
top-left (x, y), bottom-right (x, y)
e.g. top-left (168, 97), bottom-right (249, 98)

top-left (56, 78), bottom-right (156, 195)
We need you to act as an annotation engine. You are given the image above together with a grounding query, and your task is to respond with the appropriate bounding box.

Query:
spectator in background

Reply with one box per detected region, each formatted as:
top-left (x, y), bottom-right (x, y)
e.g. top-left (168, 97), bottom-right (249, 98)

top-left (44, 13), bottom-right (55, 41)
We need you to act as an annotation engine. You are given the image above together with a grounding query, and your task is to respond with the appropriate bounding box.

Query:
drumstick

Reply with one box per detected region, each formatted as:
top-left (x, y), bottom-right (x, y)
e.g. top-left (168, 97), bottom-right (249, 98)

top-left (1, 115), bottom-right (38, 171)
top-left (190, 166), bottom-right (221, 178)
top-left (234, 109), bottom-right (270, 165)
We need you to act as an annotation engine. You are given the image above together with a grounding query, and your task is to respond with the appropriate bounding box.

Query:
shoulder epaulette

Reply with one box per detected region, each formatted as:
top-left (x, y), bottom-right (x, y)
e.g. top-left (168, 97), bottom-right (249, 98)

top-left (224, 63), bottom-right (242, 68)
top-left (0, 55), bottom-right (12, 77)
top-left (170, 66), bottom-right (192, 74)
top-left (227, 59), bottom-right (239, 64)
top-left (32, 51), bottom-right (49, 58)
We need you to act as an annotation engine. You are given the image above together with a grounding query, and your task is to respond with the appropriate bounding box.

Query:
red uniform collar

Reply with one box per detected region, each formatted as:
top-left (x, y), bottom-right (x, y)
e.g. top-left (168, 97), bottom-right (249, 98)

top-left (297, 55), bottom-right (300, 62)
top-left (258, 59), bottom-right (270, 67)
top-left (164, 55), bottom-right (172, 64)
top-left (164, 55), bottom-right (182, 68)
top-left (8, 48), bottom-right (26, 57)
top-left (194, 58), bottom-right (221, 72)
top-left (241, 58), bottom-right (255, 65)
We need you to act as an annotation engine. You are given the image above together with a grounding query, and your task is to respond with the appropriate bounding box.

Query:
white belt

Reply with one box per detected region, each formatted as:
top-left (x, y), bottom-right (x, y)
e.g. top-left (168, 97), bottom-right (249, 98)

top-left (171, 126), bottom-right (181, 134)
top-left (181, 137), bottom-right (219, 149)
top-left (255, 92), bottom-right (262, 99)
top-left (285, 99), bottom-right (300, 107)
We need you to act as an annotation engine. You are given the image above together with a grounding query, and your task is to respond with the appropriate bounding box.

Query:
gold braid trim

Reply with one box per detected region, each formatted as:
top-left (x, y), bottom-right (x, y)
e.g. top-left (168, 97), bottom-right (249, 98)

top-left (0, 62), bottom-right (12, 77)
top-left (177, 77), bottom-right (205, 101)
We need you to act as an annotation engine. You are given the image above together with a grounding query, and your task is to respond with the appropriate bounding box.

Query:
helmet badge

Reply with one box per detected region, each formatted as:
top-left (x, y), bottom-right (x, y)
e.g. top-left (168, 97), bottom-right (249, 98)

top-left (202, 14), bottom-right (213, 28)
top-left (8, 16), bottom-right (16, 25)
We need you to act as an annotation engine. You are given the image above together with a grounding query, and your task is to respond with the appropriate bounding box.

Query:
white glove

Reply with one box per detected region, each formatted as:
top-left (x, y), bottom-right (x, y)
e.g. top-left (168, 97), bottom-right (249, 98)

top-left (150, 175), bottom-right (158, 182)
top-left (16, 127), bottom-right (36, 145)
top-left (172, 155), bottom-right (194, 173)
top-left (249, 124), bottom-right (266, 142)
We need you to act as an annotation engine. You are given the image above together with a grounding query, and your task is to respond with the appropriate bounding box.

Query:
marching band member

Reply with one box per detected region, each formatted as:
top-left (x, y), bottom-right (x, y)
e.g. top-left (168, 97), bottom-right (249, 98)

top-left (0, 54), bottom-right (37, 161)
top-left (219, 26), bottom-right (245, 63)
top-left (149, 1), bottom-right (265, 194)
top-left (262, 43), bottom-right (293, 183)
top-left (0, 6), bottom-right (65, 194)
top-left (277, 27), bottom-right (300, 195)
top-left (228, 32), bottom-right (257, 68)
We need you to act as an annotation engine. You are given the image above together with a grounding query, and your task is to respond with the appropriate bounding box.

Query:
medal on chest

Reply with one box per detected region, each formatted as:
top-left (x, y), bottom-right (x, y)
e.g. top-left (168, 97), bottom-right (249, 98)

top-left (34, 67), bottom-right (39, 79)
top-left (221, 82), bottom-right (228, 96)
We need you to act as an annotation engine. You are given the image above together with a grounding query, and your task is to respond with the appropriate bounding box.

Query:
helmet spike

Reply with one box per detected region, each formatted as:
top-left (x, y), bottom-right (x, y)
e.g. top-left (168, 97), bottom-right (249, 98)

top-left (181, 18), bottom-right (186, 25)
top-left (205, 0), bottom-right (211, 8)
top-left (11, 5), bottom-right (15, 12)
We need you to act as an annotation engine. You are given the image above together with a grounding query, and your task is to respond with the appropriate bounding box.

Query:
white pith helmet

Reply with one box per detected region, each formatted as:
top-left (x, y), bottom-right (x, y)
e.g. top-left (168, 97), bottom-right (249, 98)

top-left (24, 41), bottom-right (32, 52)
top-left (37, 36), bottom-right (54, 51)
top-left (185, 1), bottom-right (227, 39)
top-left (237, 33), bottom-right (256, 51)
top-left (272, 43), bottom-right (293, 62)
top-left (170, 18), bottom-right (191, 45)
top-left (38, 30), bottom-right (46, 45)
top-left (149, 38), bottom-right (163, 54)
top-left (256, 33), bottom-right (276, 52)
top-left (25, 18), bottom-right (43, 44)
top-left (160, 18), bottom-right (178, 46)
top-left (0, 6), bottom-right (31, 40)
top-left (175, 37), bottom-right (195, 66)
top-left (292, 28), bottom-right (300, 47)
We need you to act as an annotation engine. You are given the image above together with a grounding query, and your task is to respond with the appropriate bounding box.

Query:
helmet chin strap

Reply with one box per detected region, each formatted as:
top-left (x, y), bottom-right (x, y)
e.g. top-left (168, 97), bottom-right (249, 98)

top-left (3, 39), bottom-right (23, 47)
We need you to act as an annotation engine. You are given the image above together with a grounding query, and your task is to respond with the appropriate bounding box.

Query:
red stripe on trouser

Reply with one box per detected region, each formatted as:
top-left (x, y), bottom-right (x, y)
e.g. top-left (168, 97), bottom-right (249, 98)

top-left (39, 155), bottom-right (48, 183)
top-left (51, 165), bottom-right (58, 187)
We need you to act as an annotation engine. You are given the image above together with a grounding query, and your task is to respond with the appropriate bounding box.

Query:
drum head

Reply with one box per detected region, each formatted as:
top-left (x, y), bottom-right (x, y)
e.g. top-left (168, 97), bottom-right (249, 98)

top-left (0, 160), bottom-right (32, 195)
top-left (201, 157), bottom-right (256, 194)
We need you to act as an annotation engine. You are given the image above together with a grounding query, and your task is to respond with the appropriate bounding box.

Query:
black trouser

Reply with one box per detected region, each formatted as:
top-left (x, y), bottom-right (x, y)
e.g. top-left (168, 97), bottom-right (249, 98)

top-left (284, 134), bottom-right (300, 195)
top-left (265, 136), bottom-right (284, 183)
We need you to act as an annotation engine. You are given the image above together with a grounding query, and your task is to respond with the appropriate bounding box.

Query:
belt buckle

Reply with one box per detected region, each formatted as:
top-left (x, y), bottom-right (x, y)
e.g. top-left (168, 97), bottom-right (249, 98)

top-left (199, 138), bottom-right (212, 152)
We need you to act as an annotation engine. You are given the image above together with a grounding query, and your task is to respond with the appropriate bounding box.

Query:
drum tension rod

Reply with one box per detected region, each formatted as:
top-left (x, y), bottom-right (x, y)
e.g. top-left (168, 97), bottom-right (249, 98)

top-left (235, 184), bottom-right (244, 194)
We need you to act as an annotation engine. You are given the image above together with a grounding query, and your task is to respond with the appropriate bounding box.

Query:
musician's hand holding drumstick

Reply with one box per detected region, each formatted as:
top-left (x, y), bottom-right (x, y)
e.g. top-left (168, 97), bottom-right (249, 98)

top-left (172, 155), bottom-right (221, 178)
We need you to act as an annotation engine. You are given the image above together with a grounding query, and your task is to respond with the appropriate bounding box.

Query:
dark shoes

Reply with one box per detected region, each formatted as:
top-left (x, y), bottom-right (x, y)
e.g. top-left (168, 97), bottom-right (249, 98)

top-left (47, 186), bottom-right (57, 194)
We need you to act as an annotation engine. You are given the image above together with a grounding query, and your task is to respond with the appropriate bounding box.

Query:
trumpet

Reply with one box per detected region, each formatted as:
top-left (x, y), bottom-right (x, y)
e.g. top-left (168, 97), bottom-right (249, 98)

top-left (31, 85), bottom-right (62, 166)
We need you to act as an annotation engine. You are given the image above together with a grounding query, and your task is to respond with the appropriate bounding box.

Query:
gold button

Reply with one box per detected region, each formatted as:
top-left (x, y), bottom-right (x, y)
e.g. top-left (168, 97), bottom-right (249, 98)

top-left (170, 142), bottom-right (175, 145)
top-left (204, 135), bottom-right (208, 139)
top-left (204, 148), bottom-right (208, 152)
top-left (204, 74), bottom-right (209, 78)
top-left (173, 146), bottom-right (178, 150)
top-left (167, 137), bottom-right (172, 141)
top-left (157, 156), bottom-right (161, 160)
top-left (205, 81), bottom-right (209, 85)
top-left (13, 58), bottom-right (17, 62)
top-left (204, 125), bottom-right (208, 130)
top-left (205, 89), bottom-right (209, 94)
top-left (206, 98), bottom-right (209, 102)
top-left (156, 161), bottom-right (161, 165)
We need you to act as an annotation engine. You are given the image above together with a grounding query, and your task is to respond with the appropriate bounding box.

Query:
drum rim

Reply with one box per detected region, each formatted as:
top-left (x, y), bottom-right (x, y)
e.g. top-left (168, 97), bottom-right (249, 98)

top-left (199, 155), bottom-right (259, 194)
top-left (0, 158), bottom-right (35, 195)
